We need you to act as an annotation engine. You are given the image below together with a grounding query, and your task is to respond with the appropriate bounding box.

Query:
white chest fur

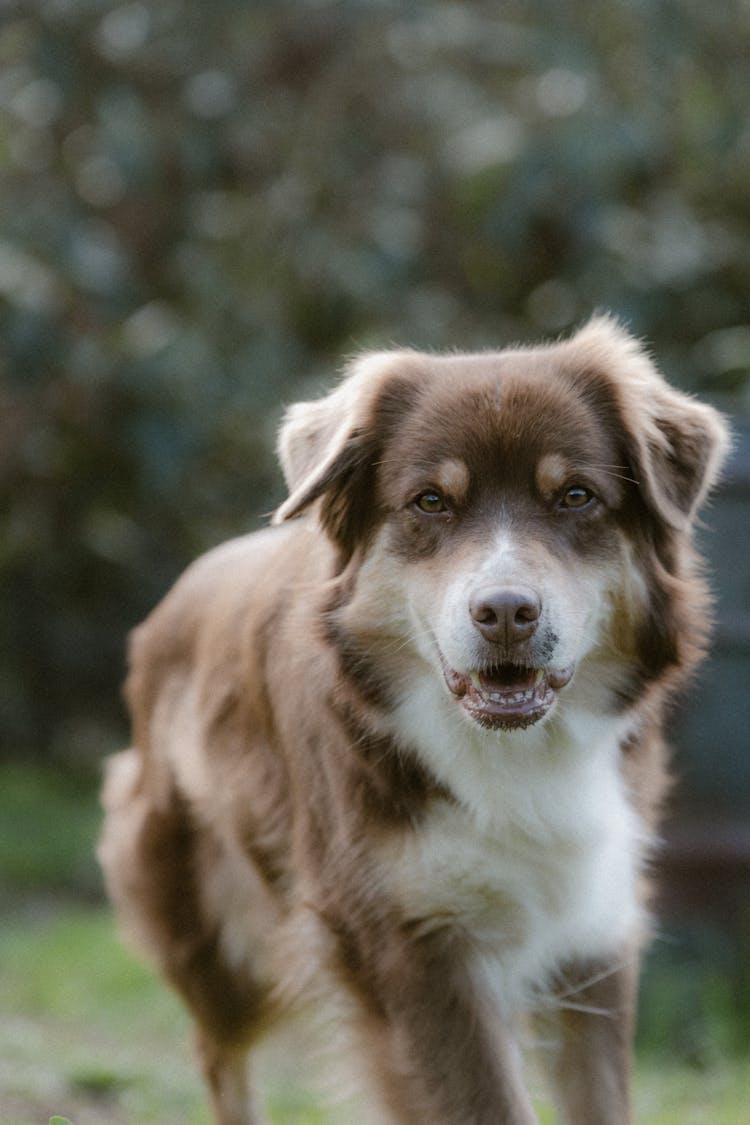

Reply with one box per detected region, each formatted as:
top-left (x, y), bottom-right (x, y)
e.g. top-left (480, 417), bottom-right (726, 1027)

top-left (386, 689), bottom-right (648, 1010)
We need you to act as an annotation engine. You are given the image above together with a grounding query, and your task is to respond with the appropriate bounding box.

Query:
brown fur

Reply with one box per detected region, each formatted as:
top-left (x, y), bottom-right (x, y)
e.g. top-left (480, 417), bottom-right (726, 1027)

top-left (99, 317), bottom-right (728, 1124)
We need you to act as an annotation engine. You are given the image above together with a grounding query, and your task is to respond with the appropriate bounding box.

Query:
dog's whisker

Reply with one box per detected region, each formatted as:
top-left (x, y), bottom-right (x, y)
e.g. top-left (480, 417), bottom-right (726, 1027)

top-left (571, 462), bottom-right (641, 486)
top-left (555, 1001), bottom-right (615, 1018)
top-left (553, 961), bottom-right (625, 1002)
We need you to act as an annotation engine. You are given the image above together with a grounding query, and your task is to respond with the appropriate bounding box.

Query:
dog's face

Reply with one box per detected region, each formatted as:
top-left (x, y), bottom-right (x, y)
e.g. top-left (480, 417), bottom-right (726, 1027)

top-left (275, 318), bottom-right (729, 732)
top-left (374, 373), bottom-right (626, 730)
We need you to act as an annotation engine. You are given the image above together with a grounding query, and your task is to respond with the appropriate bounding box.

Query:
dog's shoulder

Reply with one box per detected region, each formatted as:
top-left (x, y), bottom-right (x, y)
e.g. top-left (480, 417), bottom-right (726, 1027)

top-left (125, 522), bottom-right (328, 725)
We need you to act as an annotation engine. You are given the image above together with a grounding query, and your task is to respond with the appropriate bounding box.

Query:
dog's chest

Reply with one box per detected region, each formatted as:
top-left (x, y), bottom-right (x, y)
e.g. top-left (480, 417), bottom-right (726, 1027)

top-left (383, 737), bottom-right (645, 1005)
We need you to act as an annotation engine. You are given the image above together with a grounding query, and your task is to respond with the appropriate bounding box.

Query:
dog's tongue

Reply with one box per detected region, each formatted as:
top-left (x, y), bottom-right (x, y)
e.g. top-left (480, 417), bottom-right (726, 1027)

top-left (443, 662), bottom-right (573, 731)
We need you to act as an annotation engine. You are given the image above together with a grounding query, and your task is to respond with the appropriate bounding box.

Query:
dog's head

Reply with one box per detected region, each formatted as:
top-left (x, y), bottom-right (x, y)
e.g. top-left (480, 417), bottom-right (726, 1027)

top-left (274, 317), bottom-right (729, 731)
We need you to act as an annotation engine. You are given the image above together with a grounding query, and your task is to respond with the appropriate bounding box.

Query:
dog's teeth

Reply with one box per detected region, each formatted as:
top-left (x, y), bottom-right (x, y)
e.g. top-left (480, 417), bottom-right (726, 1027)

top-left (472, 676), bottom-right (541, 706)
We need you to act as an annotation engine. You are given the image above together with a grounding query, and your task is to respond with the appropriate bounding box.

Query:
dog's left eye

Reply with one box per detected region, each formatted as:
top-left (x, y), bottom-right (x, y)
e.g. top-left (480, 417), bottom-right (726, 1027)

top-left (560, 485), bottom-right (595, 510)
top-left (415, 491), bottom-right (447, 514)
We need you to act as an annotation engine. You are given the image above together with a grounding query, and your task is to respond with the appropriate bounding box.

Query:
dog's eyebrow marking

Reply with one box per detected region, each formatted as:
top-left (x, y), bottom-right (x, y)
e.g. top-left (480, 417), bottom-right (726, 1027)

top-left (536, 453), bottom-right (571, 496)
top-left (435, 458), bottom-right (471, 501)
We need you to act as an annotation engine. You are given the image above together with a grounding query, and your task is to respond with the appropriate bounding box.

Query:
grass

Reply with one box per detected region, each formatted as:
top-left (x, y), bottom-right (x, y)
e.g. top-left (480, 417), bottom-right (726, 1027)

top-left (0, 903), bottom-right (357, 1124)
top-left (1, 763), bottom-right (748, 1123)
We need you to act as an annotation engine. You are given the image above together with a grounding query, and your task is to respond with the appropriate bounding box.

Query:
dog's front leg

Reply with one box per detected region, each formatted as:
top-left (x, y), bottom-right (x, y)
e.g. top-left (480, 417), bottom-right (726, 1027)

top-left (548, 955), bottom-right (638, 1125)
top-left (196, 1030), bottom-right (261, 1125)
top-left (343, 925), bottom-right (540, 1125)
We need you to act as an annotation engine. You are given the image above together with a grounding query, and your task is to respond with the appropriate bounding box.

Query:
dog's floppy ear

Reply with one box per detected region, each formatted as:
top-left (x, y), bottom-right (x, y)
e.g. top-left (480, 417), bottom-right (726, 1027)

top-left (273, 350), bottom-right (419, 552)
top-left (572, 317), bottom-right (731, 531)
top-left (630, 384), bottom-right (730, 530)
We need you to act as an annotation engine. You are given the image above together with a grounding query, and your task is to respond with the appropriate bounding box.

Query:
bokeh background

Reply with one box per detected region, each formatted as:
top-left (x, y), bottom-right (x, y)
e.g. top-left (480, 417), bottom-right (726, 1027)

top-left (1, 2), bottom-right (749, 1122)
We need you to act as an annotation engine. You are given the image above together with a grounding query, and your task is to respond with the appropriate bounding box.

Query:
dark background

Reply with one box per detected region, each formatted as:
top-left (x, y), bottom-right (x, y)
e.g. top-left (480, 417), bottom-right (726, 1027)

top-left (1, 0), bottom-right (749, 1048)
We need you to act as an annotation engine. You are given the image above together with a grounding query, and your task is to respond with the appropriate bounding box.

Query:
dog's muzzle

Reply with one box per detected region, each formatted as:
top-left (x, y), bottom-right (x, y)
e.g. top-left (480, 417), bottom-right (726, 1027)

top-left (441, 658), bottom-right (574, 730)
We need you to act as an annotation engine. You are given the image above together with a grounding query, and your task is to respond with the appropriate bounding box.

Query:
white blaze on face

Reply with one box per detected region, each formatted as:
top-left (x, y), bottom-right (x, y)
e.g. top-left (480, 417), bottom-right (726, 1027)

top-left (407, 519), bottom-right (617, 684)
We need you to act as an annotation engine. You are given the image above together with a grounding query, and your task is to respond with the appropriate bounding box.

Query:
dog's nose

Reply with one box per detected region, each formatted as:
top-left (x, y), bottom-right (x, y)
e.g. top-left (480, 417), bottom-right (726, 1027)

top-left (469, 586), bottom-right (541, 646)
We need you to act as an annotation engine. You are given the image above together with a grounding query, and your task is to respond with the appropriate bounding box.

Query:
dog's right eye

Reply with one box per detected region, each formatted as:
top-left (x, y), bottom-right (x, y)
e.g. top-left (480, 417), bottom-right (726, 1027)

top-left (415, 491), bottom-right (447, 514)
top-left (559, 485), bottom-right (596, 510)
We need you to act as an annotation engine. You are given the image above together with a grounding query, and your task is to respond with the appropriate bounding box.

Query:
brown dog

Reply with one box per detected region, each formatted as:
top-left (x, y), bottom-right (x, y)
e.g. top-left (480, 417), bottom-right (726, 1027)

top-left (99, 317), bottom-right (728, 1124)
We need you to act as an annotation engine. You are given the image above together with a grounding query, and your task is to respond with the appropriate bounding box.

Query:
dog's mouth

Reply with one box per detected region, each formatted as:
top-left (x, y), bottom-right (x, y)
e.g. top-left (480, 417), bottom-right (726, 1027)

top-left (441, 660), bottom-right (574, 730)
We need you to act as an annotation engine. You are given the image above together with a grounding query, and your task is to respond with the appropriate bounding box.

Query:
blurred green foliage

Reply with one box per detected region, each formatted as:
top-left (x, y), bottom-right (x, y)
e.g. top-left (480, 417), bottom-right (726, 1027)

top-left (1, 0), bottom-right (749, 761)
